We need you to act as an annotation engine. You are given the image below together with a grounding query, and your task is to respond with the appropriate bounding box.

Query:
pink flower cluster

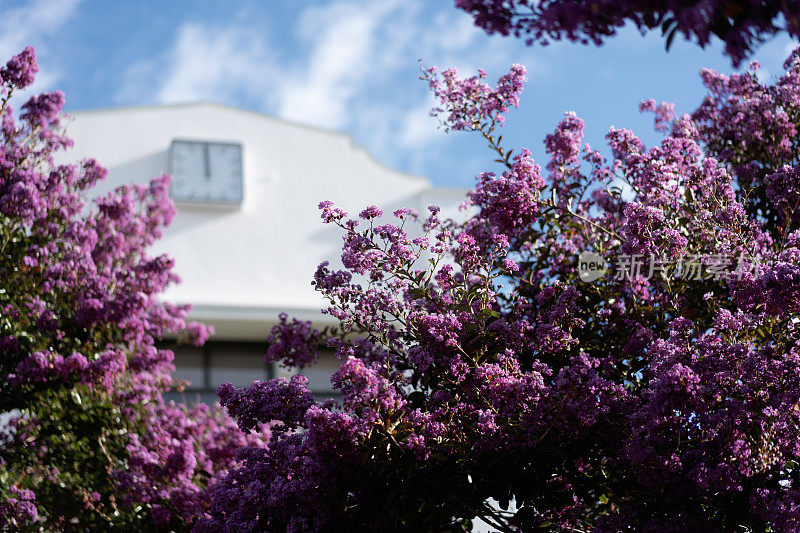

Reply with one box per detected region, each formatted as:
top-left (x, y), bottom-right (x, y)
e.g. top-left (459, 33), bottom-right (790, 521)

top-left (0, 46), bottom-right (265, 530)
top-left (424, 63), bottom-right (527, 131)
top-left (208, 51), bottom-right (800, 531)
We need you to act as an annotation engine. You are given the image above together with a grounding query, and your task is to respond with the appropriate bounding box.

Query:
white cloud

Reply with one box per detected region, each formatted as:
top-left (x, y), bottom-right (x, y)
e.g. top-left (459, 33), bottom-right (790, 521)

top-left (114, 0), bottom-right (547, 175)
top-left (0, 0), bottom-right (81, 56)
top-left (0, 0), bottom-right (83, 90)
top-left (277, 0), bottom-right (404, 129)
top-left (117, 21), bottom-right (278, 106)
top-left (156, 23), bottom-right (275, 104)
top-left (269, 0), bottom-right (545, 164)
top-left (397, 93), bottom-right (442, 149)
top-left (747, 34), bottom-right (800, 84)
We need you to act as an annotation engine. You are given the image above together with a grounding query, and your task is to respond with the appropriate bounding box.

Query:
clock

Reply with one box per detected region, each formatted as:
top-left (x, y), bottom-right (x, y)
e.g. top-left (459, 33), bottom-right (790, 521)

top-left (169, 140), bottom-right (243, 204)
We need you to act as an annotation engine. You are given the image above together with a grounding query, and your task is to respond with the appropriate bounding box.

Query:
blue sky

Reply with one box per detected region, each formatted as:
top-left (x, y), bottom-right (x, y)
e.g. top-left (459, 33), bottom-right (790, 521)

top-left (2, 0), bottom-right (798, 190)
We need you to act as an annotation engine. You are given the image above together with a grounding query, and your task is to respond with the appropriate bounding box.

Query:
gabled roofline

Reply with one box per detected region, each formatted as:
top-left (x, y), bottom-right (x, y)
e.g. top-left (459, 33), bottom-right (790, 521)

top-left (67, 101), bottom-right (433, 188)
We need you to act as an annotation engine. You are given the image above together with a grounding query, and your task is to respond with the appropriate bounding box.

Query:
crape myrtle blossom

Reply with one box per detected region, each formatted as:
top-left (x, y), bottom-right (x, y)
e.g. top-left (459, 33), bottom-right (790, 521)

top-left (692, 53), bottom-right (800, 233)
top-left (206, 50), bottom-right (800, 531)
top-left (0, 484), bottom-right (36, 530)
top-left (114, 402), bottom-right (271, 529)
top-left (264, 312), bottom-right (323, 369)
top-left (455, 0), bottom-right (800, 66)
top-left (0, 47), bottom-right (267, 530)
top-left (184, 320), bottom-right (215, 347)
top-left (424, 62), bottom-right (527, 131)
top-left (469, 148), bottom-right (545, 237)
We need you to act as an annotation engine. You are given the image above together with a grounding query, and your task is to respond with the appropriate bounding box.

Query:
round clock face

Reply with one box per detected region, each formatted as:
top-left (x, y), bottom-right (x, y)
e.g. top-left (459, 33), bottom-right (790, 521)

top-left (169, 140), bottom-right (243, 204)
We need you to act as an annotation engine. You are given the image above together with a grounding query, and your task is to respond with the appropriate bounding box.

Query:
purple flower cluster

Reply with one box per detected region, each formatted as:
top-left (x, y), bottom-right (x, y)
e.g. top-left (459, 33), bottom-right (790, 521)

top-left (8, 348), bottom-right (126, 391)
top-left (265, 312), bottom-right (322, 369)
top-left (21, 91), bottom-right (65, 127)
top-left (469, 148), bottom-right (544, 236)
top-left (0, 46), bottom-right (37, 90)
top-left (424, 63), bottom-right (526, 131)
top-left (201, 382), bottom-right (368, 531)
top-left (456, 0), bottom-right (800, 66)
top-left (183, 321), bottom-right (215, 347)
top-left (640, 98), bottom-right (678, 133)
top-left (0, 485), bottom-right (37, 530)
top-left (218, 375), bottom-right (315, 433)
top-left (766, 164), bottom-right (800, 226)
top-left (115, 402), bottom-right (270, 529)
top-left (0, 46), bottom-right (264, 530)
top-left (331, 356), bottom-right (405, 421)
top-left (208, 52), bottom-right (800, 531)
top-left (692, 52), bottom-right (800, 232)
top-left (620, 202), bottom-right (689, 257)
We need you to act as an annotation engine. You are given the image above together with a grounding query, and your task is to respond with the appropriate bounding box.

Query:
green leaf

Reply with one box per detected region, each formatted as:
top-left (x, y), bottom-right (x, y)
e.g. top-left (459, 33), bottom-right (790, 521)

top-left (408, 288), bottom-right (426, 300)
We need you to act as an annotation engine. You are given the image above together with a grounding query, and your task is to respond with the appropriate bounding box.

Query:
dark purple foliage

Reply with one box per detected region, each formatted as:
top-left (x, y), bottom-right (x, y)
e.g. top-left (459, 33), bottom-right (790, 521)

top-left (206, 48), bottom-right (800, 531)
top-left (455, 0), bottom-right (800, 66)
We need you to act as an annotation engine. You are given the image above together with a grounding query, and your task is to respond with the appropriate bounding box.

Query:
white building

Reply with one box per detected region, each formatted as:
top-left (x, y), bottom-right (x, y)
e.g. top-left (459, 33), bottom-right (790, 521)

top-left (63, 102), bottom-right (464, 402)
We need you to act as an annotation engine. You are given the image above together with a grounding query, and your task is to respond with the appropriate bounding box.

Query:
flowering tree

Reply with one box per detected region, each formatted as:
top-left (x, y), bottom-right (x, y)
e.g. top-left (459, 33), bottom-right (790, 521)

top-left (204, 47), bottom-right (800, 531)
top-left (0, 47), bottom-right (267, 531)
top-left (455, 0), bottom-right (800, 66)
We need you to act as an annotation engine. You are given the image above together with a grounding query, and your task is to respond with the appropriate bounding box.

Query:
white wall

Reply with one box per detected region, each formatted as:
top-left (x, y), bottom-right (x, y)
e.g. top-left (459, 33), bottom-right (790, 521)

top-left (62, 103), bottom-right (465, 338)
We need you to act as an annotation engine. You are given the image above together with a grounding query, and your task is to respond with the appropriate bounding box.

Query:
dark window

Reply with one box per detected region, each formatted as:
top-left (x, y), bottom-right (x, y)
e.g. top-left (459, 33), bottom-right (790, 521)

top-left (162, 340), bottom-right (270, 404)
top-left (161, 340), bottom-right (341, 405)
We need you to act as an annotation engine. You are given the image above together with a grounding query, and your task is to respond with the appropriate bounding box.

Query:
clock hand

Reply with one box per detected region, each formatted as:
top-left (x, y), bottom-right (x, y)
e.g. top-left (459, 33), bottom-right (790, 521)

top-left (203, 143), bottom-right (210, 180)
